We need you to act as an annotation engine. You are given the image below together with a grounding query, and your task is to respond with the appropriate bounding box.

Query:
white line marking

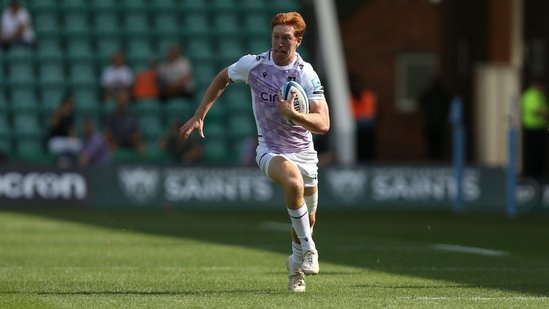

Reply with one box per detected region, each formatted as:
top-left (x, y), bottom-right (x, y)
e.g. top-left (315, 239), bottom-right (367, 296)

top-left (432, 244), bottom-right (508, 257)
top-left (261, 221), bottom-right (292, 232)
top-left (403, 296), bottom-right (549, 301)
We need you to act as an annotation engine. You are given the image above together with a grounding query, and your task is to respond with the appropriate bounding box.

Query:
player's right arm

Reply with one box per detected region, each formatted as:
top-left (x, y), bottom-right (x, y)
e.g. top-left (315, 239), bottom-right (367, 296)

top-left (179, 67), bottom-right (230, 140)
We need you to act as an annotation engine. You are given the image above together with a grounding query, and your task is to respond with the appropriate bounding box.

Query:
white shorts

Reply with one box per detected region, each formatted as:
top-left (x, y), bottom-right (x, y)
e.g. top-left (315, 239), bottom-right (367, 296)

top-left (255, 143), bottom-right (319, 187)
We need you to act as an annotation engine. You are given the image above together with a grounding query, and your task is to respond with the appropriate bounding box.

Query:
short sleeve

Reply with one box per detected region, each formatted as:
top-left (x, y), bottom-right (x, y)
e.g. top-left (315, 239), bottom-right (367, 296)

top-left (301, 63), bottom-right (325, 101)
top-left (228, 54), bottom-right (258, 84)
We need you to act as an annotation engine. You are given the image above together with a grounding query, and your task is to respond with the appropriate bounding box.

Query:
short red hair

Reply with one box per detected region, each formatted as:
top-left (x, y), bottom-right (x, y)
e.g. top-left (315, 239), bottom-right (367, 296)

top-left (271, 12), bottom-right (306, 38)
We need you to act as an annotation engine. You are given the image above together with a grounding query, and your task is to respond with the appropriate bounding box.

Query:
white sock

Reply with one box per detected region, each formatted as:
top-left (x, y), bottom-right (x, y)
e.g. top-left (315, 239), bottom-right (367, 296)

top-left (287, 205), bottom-right (316, 251)
top-left (291, 241), bottom-right (303, 266)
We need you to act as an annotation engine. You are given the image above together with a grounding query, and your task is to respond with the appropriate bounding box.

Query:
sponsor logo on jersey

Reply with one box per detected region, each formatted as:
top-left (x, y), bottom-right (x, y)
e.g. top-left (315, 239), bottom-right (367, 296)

top-left (259, 89), bottom-right (279, 103)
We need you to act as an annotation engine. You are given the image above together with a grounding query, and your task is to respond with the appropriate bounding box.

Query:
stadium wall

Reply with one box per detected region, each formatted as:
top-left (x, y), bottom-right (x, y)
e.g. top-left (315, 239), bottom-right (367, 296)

top-left (0, 165), bottom-right (547, 214)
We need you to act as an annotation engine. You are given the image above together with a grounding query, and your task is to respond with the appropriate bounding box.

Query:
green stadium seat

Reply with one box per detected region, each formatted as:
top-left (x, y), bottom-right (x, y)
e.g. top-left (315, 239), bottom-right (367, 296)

top-left (248, 38), bottom-right (271, 54)
top-left (93, 13), bottom-right (120, 39)
top-left (96, 38), bottom-right (122, 64)
top-left (202, 120), bottom-right (226, 139)
top-left (91, 0), bottom-right (118, 13)
top-left (0, 116), bottom-right (11, 140)
top-left (202, 138), bottom-right (232, 164)
top-left (162, 98), bottom-right (194, 125)
top-left (204, 100), bottom-right (225, 122)
top-left (213, 14), bottom-right (240, 39)
top-left (29, 0), bottom-right (58, 13)
top-left (0, 94), bottom-right (8, 114)
top-left (36, 39), bottom-right (64, 63)
top-left (39, 63), bottom-right (66, 88)
top-left (15, 139), bottom-right (47, 163)
top-left (193, 63), bottom-right (217, 89)
top-left (0, 139), bottom-right (13, 159)
top-left (68, 64), bottom-right (97, 88)
top-left (211, 0), bottom-right (238, 13)
top-left (63, 13), bottom-right (91, 38)
top-left (60, 0), bottom-right (88, 11)
top-left (244, 15), bottom-right (272, 39)
top-left (240, 0), bottom-right (267, 15)
top-left (10, 90), bottom-right (39, 113)
top-left (218, 40), bottom-right (245, 64)
top-left (180, 0), bottom-right (208, 14)
top-left (66, 39), bottom-right (94, 63)
top-left (6, 47), bottom-right (34, 62)
top-left (133, 99), bottom-right (162, 117)
top-left (8, 63), bottom-right (35, 87)
top-left (34, 13), bottom-right (60, 38)
top-left (151, 0), bottom-right (176, 12)
top-left (269, 0), bottom-right (301, 12)
top-left (13, 115), bottom-right (42, 140)
top-left (73, 89), bottom-right (100, 117)
top-left (139, 115), bottom-right (164, 142)
top-left (229, 114), bottom-right (256, 138)
top-left (185, 14), bottom-right (210, 38)
top-left (152, 13), bottom-right (181, 40)
top-left (111, 148), bottom-right (143, 164)
top-left (120, 0), bottom-right (148, 13)
top-left (186, 39), bottom-right (214, 62)
top-left (225, 86), bottom-right (251, 112)
top-left (126, 39), bottom-right (154, 65)
top-left (40, 87), bottom-right (67, 116)
top-left (123, 13), bottom-right (150, 38)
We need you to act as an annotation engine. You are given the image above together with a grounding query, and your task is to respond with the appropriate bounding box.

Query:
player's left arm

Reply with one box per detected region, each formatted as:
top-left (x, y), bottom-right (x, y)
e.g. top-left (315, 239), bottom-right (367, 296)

top-left (290, 67), bottom-right (330, 134)
top-left (287, 98), bottom-right (330, 135)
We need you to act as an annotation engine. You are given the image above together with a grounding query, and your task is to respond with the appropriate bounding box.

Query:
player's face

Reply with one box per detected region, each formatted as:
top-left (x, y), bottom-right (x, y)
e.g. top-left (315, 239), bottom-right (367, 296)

top-left (271, 25), bottom-right (302, 66)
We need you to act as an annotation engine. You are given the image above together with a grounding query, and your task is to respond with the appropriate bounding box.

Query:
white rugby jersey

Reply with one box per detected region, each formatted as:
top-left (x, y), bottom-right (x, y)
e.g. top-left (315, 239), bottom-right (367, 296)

top-left (228, 50), bottom-right (325, 153)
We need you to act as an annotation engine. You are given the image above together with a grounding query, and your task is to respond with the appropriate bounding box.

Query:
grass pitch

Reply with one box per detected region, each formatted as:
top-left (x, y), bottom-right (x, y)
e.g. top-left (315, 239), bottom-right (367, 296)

top-left (0, 208), bottom-right (548, 308)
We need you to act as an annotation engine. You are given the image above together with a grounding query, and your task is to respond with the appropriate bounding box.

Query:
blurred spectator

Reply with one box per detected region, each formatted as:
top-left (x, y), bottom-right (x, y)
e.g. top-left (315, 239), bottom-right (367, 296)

top-left (158, 120), bottom-right (202, 164)
top-left (47, 94), bottom-right (81, 167)
top-left (521, 76), bottom-right (549, 180)
top-left (158, 44), bottom-right (195, 101)
top-left (104, 91), bottom-right (144, 153)
top-left (350, 74), bottom-right (377, 162)
top-left (133, 58), bottom-right (160, 101)
top-left (0, 0), bottom-right (34, 50)
top-left (79, 118), bottom-right (111, 167)
top-left (101, 51), bottom-right (134, 101)
top-left (419, 75), bottom-right (451, 161)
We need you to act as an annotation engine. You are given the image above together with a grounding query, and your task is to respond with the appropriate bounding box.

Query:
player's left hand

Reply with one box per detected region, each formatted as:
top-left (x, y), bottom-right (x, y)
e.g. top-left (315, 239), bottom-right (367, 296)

top-left (277, 90), bottom-right (297, 120)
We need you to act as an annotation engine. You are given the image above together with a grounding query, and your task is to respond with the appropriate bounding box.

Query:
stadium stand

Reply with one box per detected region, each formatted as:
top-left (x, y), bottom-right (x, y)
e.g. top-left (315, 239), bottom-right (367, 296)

top-left (2, 0), bottom-right (304, 165)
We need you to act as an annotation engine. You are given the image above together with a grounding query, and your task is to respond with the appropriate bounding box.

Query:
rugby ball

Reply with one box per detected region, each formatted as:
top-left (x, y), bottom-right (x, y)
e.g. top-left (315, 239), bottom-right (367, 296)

top-left (280, 81), bottom-right (309, 124)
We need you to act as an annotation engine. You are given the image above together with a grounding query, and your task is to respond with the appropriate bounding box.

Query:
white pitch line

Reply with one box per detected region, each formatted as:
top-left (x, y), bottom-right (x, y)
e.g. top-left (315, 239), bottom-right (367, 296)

top-left (403, 296), bottom-right (548, 301)
top-left (261, 221), bottom-right (292, 232)
top-left (432, 243), bottom-right (508, 257)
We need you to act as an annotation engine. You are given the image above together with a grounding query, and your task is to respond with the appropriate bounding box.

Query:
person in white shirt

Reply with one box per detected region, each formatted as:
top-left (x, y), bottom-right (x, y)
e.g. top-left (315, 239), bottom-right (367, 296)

top-left (158, 44), bottom-right (195, 101)
top-left (0, 0), bottom-right (35, 49)
top-left (101, 51), bottom-right (134, 101)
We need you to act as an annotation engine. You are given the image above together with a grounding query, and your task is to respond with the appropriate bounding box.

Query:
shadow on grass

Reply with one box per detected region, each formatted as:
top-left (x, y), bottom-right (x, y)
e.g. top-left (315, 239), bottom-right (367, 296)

top-left (3, 207), bottom-right (549, 297)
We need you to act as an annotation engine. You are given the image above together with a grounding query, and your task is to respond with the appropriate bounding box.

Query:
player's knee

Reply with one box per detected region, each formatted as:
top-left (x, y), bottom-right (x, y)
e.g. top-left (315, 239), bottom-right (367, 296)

top-left (285, 177), bottom-right (303, 197)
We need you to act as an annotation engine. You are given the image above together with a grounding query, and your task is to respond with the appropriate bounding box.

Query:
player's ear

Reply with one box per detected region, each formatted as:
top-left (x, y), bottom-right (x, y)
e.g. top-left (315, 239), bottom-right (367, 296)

top-left (296, 36), bottom-right (302, 47)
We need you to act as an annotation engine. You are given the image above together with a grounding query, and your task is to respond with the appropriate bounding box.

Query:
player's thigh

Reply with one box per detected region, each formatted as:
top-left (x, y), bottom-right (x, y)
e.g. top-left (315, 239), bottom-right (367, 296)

top-left (268, 155), bottom-right (304, 192)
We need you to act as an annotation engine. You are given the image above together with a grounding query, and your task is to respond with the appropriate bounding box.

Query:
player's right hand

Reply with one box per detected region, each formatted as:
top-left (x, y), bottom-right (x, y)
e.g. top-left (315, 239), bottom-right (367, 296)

top-left (179, 116), bottom-right (204, 140)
